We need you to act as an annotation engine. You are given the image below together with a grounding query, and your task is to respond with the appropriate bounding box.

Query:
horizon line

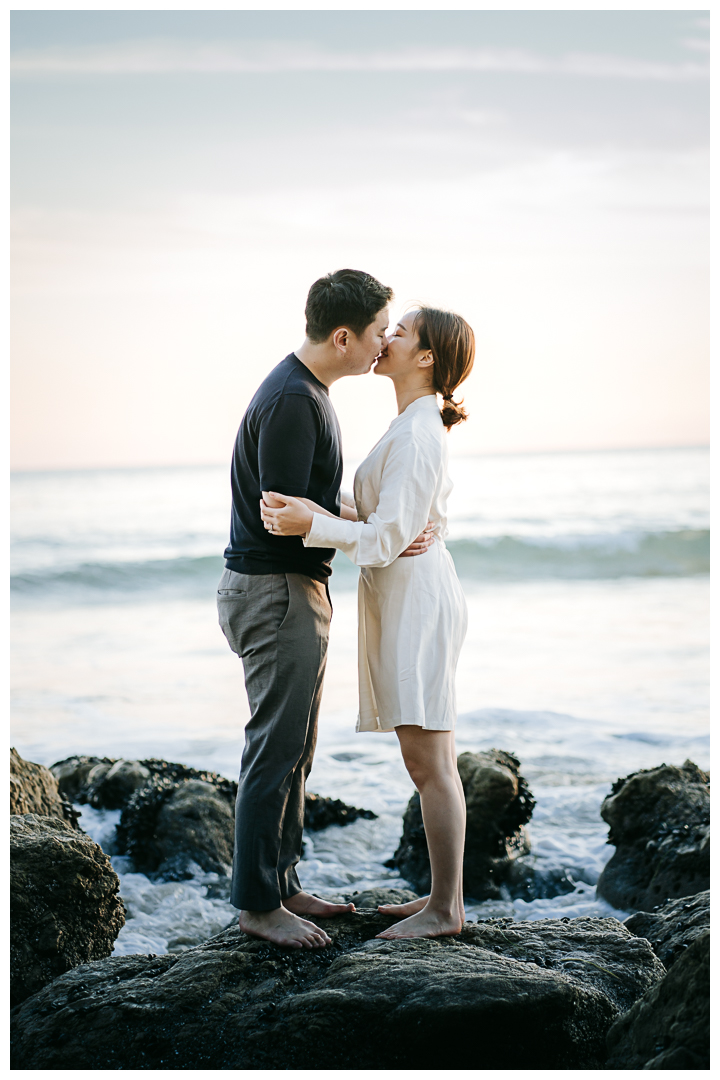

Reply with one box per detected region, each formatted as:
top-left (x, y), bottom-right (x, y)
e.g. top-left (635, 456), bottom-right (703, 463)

top-left (9, 442), bottom-right (710, 476)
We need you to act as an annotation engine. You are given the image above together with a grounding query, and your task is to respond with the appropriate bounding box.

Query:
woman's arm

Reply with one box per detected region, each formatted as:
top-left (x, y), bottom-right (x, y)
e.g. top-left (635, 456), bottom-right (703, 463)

top-left (261, 438), bottom-right (439, 568)
top-left (260, 482), bottom-right (434, 559)
top-left (261, 493), bottom-right (356, 523)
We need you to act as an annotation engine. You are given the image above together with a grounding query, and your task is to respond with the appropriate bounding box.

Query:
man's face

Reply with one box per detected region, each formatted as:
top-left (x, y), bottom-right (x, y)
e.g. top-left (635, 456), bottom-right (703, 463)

top-left (343, 306), bottom-right (390, 375)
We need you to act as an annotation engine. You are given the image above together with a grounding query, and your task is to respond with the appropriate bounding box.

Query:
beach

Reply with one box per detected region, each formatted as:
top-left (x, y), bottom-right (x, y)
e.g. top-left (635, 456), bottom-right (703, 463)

top-left (10, 446), bottom-right (709, 954)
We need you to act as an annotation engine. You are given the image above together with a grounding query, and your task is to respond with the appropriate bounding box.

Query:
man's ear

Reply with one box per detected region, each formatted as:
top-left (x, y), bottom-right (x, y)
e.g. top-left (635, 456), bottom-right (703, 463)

top-left (418, 350), bottom-right (434, 368)
top-left (333, 327), bottom-right (350, 353)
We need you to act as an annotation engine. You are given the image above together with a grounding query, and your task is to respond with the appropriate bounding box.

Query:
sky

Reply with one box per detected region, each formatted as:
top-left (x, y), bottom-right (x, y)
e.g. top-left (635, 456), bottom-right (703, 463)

top-left (10, 7), bottom-right (710, 470)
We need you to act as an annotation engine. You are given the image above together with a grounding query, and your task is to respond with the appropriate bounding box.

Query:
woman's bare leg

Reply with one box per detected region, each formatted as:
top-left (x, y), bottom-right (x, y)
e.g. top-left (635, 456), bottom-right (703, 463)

top-left (379, 732), bottom-right (465, 922)
top-left (376, 726), bottom-right (465, 939)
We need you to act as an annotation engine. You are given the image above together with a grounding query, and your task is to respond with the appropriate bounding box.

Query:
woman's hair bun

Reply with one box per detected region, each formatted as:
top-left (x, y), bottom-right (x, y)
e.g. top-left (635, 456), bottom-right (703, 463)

top-left (414, 307), bottom-right (475, 430)
top-left (440, 395), bottom-right (468, 429)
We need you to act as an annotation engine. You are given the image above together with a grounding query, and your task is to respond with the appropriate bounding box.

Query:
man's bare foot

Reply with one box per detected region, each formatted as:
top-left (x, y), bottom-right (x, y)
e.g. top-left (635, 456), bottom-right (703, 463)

top-left (375, 907), bottom-right (463, 940)
top-left (238, 906), bottom-right (331, 949)
top-left (377, 896), bottom-right (429, 917)
top-left (284, 891), bottom-right (356, 917)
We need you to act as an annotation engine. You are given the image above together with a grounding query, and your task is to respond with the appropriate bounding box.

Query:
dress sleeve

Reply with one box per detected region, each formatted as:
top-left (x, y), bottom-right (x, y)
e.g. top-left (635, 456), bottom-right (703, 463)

top-left (303, 431), bottom-right (439, 567)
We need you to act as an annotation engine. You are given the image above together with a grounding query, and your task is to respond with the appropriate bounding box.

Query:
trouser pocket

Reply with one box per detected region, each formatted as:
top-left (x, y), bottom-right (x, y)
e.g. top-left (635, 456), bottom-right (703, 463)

top-left (217, 571), bottom-right (290, 656)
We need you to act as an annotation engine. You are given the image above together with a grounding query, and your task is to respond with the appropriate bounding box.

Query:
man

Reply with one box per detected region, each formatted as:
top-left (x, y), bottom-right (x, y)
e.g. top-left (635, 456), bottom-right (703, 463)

top-left (218, 269), bottom-right (432, 949)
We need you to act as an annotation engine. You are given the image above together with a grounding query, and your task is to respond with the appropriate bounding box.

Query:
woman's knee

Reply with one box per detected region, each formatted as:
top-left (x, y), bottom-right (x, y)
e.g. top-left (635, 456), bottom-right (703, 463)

top-left (400, 743), bottom-right (453, 790)
top-left (403, 756), bottom-right (430, 790)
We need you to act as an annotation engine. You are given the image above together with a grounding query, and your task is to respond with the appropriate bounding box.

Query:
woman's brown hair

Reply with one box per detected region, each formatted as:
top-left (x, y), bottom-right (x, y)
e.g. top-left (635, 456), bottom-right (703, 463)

top-left (414, 307), bottom-right (475, 430)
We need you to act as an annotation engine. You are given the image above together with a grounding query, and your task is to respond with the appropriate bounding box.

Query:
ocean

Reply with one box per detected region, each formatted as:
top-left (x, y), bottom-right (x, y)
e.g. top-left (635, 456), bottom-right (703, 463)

top-left (10, 446), bottom-right (709, 955)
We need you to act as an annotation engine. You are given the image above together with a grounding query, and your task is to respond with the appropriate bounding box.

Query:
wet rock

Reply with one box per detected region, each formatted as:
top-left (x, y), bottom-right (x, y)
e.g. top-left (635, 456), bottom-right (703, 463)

top-left (623, 890), bottom-right (709, 970)
top-left (391, 749), bottom-right (535, 899)
top-left (346, 887), bottom-right (419, 908)
top-left (52, 753), bottom-right (376, 837)
top-left (605, 930), bottom-right (709, 1069)
top-left (10, 748), bottom-right (79, 827)
top-left (116, 778), bottom-right (235, 878)
top-left (88, 759), bottom-right (153, 809)
top-left (502, 858), bottom-right (587, 901)
top-left (50, 755), bottom-right (113, 805)
top-left (51, 755), bottom-right (232, 810)
top-left (10, 911), bottom-right (663, 1070)
top-left (596, 760), bottom-right (709, 912)
top-left (10, 814), bottom-right (125, 1007)
top-left (304, 791), bottom-right (378, 830)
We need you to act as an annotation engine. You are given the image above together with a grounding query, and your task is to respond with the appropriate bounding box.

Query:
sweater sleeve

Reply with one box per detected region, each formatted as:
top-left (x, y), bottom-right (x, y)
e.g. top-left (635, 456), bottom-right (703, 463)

top-left (257, 393), bottom-right (321, 498)
top-left (303, 431), bottom-right (439, 567)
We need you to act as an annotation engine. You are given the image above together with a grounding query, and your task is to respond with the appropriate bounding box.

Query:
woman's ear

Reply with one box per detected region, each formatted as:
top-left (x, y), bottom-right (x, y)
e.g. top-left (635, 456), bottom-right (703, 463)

top-left (418, 350), bottom-right (434, 368)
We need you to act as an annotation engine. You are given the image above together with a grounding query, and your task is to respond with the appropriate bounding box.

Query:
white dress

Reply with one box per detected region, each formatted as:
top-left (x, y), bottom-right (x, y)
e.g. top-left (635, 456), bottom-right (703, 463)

top-left (304, 394), bottom-right (468, 732)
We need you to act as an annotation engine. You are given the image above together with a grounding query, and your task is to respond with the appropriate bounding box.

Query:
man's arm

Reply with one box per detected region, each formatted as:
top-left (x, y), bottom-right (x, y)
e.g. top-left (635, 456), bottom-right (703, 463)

top-left (340, 491), bottom-right (358, 521)
top-left (257, 394), bottom-right (320, 502)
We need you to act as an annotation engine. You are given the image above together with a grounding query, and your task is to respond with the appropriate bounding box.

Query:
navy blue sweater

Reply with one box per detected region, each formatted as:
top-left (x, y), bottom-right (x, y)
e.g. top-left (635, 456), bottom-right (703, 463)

top-left (224, 353), bottom-right (342, 582)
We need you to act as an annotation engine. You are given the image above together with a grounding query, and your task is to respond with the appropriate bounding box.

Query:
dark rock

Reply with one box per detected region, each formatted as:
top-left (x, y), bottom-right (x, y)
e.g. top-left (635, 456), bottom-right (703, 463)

top-left (605, 930), bottom-right (709, 1069)
top-left (50, 754), bottom-right (114, 803)
top-left (392, 749), bottom-right (535, 899)
top-left (11, 911), bottom-right (663, 1070)
top-left (623, 890), bottom-right (709, 970)
top-left (304, 791), bottom-right (378, 830)
top-left (116, 778), bottom-right (236, 877)
top-left (86, 758), bottom-right (153, 809)
top-left (10, 814), bottom-right (125, 1007)
top-left (596, 760), bottom-right (709, 912)
top-left (51, 754), bottom-right (234, 810)
top-left (10, 748), bottom-right (80, 828)
top-left (502, 858), bottom-right (587, 901)
top-left (52, 753), bottom-right (376, 842)
top-left (346, 887), bottom-right (419, 908)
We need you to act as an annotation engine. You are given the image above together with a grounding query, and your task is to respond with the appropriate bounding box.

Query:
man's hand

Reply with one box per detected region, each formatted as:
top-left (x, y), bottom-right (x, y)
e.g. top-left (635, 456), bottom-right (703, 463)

top-left (398, 521), bottom-right (435, 558)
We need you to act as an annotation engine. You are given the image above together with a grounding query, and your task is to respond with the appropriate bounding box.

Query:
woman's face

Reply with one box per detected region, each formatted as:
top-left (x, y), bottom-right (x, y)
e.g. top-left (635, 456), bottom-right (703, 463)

top-left (373, 309), bottom-right (423, 378)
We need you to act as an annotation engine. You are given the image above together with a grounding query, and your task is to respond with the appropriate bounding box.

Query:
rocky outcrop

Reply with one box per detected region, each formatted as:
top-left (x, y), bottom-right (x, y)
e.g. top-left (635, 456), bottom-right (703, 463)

top-left (10, 814), bottom-right (125, 1007)
top-left (623, 890), bottom-right (709, 969)
top-left (52, 755), bottom-right (377, 876)
top-left (50, 755), bottom-right (231, 810)
top-left (50, 754), bottom-right (115, 803)
top-left (346, 887), bottom-right (419, 907)
top-left (605, 930), bottom-right (709, 1069)
top-left (391, 749), bottom-right (535, 899)
top-left (596, 761), bottom-right (709, 911)
top-left (115, 778), bottom-right (236, 878)
top-left (305, 791), bottom-right (378, 830)
top-left (11, 911), bottom-right (663, 1070)
top-left (10, 748), bottom-right (79, 827)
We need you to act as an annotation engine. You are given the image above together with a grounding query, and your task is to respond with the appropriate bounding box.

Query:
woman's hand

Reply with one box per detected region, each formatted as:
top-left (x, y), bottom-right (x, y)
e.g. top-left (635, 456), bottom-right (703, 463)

top-left (260, 492), bottom-right (314, 537)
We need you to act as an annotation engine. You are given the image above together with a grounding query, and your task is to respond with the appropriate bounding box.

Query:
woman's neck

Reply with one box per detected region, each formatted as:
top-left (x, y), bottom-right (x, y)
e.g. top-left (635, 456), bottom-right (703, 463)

top-left (395, 383), bottom-right (436, 415)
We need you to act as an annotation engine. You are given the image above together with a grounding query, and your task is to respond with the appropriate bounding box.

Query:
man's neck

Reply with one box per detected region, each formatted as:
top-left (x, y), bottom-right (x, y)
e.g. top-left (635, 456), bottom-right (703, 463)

top-left (294, 339), bottom-right (343, 388)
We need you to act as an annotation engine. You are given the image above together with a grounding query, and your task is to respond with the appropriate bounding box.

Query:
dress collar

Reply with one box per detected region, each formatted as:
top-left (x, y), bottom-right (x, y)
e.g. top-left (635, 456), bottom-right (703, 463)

top-left (397, 394), bottom-right (440, 419)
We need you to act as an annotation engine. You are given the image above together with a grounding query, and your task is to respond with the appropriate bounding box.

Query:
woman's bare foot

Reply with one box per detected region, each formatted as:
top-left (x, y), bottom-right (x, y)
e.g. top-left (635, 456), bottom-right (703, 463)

top-left (377, 896), bottom-right (429, 917)
top-left (284, 891), bottom-right (356, 917)
top-left (375, 906), bottom-right (463, 940)
top-left (238, 906), bottom-right (331, 949)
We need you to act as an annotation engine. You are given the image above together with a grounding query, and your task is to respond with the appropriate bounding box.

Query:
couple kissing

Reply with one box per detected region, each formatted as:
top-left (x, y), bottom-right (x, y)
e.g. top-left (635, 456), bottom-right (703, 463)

top-left (218, 268), bottom-right (474, 948)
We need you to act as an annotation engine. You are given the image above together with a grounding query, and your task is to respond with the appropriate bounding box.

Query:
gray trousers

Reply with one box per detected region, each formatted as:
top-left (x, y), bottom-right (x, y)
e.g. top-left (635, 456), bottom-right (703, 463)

top-left (217, 568), bottom-right (332, 911)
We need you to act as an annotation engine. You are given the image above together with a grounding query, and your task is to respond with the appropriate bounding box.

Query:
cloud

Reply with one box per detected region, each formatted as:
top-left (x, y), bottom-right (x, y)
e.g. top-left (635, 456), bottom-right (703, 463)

top-left (682, 37), bottom-right (710, 53)
top-left (10, 41), bottom-right (710, 82)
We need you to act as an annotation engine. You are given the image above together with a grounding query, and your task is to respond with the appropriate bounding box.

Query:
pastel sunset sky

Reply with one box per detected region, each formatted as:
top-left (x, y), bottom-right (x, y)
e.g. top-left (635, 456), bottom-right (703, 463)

top-left (11, 5), bottom-right (709, 469)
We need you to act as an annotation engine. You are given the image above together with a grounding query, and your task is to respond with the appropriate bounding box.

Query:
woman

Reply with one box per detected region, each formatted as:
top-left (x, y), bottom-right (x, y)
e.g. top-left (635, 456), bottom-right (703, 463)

top-left (260, 306), bottom-right (475, 939)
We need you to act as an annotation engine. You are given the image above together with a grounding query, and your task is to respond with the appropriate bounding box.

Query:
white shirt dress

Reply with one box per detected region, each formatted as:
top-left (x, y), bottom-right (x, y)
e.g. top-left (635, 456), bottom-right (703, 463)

top-left (304, 394), bottom-right (468, 732)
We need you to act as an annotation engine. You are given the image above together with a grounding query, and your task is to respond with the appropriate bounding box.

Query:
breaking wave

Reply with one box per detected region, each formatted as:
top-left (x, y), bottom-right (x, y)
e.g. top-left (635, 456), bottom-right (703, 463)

top-left (10, 529), bottom-right (708, 601)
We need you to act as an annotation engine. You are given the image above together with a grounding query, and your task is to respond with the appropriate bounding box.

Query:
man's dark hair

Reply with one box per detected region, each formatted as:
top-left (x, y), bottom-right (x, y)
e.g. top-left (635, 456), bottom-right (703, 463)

top-left (305, 269), bottom-right (394, 343)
